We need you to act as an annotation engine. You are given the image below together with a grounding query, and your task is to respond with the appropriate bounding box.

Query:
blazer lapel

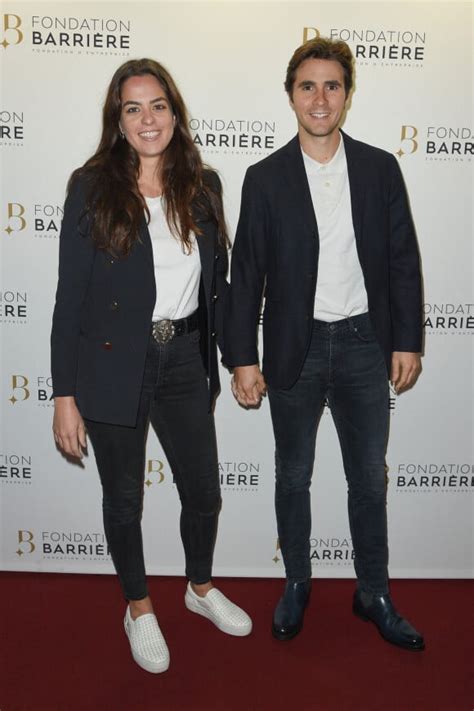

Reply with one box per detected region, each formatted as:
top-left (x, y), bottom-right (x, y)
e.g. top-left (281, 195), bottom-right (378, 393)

top-left (283, 135), bottom-right (319, 238)
top-left (196, 220), bottom-right (214, 302)
top-left (139, 204), bottom-right (214, 301)
top-left (138, 217), bottom-right (155, 279)
top-left (341, 130), bottom-right (366, 252)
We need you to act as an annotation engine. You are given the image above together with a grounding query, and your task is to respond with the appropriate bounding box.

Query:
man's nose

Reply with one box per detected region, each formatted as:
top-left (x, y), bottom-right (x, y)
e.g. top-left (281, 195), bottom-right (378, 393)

top-left (313, 88), bottom-right (326, 104)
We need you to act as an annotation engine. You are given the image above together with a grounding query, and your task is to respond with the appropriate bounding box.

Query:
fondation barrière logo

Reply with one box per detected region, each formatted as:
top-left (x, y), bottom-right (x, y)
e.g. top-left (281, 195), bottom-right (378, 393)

top-left (396, 125), bottom-right (473, 161)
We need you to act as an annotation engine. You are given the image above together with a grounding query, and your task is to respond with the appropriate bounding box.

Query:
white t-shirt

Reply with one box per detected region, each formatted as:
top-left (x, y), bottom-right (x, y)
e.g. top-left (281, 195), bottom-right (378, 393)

top-left (145, 196), bottom-right (201, 321)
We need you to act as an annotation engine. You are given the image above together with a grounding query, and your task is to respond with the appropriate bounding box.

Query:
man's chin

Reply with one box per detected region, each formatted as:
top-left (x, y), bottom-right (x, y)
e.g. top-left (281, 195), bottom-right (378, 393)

top-left (302, 124), bottom-right (339, 139)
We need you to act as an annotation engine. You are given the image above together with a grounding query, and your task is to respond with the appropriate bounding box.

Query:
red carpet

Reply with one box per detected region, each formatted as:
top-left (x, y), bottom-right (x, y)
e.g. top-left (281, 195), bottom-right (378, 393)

top-left (0, 574), bottom-right (472, 711)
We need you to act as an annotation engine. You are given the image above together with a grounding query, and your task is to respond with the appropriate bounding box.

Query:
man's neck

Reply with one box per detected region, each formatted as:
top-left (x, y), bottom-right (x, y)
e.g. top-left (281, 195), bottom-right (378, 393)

top-left (299, 128), bottom-right (341, 164)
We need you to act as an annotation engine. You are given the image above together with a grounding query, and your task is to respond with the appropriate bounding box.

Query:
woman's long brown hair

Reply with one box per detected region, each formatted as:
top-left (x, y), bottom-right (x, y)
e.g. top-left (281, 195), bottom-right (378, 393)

top-left (71, 58), bottom-right (229, 256)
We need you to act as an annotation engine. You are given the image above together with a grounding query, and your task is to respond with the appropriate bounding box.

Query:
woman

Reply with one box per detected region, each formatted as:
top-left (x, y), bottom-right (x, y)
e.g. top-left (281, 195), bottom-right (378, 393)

top-left (51, 58), bottom-right (252, 674)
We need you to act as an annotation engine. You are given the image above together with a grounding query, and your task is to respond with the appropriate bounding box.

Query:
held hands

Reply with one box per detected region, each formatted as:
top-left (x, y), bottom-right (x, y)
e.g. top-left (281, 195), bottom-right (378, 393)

top-left (390, 351), bottom-right (422, 394)
top-left (231, 365), bottom-right (267, 407)
top-left (53, 396), bottom-right (87, 459)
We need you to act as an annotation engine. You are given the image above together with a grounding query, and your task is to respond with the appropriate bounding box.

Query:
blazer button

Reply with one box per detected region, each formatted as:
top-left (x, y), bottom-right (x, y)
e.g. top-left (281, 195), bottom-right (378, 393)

top-left (211, 332), bottom-right (216, 338)
top-left (110, 300), bottom-right (119, 311)
top-left (212, 294), bottom-right (218, 301)
top-left (105, 258), bottom-right (115, 268)
top-left (214, 253), bottom-right (219, 260)
top-left (102, 342), bottom-right (113, 350)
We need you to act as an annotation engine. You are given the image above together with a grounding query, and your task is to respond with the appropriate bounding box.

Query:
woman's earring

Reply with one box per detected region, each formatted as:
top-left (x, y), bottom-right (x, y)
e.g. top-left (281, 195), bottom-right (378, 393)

top-left (119, 125), bottom-right (125, 139)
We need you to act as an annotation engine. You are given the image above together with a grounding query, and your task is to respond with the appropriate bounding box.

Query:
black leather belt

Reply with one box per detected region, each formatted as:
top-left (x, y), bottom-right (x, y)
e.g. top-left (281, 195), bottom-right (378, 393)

top-left (151, 311), bottom-right (199, 344)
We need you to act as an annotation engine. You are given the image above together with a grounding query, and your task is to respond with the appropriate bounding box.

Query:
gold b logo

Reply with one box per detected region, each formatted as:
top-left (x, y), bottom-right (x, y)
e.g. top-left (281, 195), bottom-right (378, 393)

top-left (145, 459), bottom-right (166, 487)
top-left (2, 14), bottom-right (23, 49)
top-left (4, 203), bottom-right (26, 234)
top-left (9, 374), bottom-right (30, 404)
top-left (16, 530), bottom-right (35, 556)
top-left (396, 125), bottom-right (419, 158)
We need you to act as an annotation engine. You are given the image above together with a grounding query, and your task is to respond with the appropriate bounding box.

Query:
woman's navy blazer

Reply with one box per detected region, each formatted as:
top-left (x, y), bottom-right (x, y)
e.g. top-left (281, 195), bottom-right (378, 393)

top-left (51, 171), bottom-right (228, 426)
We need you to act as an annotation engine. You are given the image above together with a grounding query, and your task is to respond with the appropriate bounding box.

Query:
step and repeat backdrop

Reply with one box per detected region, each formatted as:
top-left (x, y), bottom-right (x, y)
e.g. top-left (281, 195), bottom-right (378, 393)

top-left (1, 1), bottom-right (472, 580)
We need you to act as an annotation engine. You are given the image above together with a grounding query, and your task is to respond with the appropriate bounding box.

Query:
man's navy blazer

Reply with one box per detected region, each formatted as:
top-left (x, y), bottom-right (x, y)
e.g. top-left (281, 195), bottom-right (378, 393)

top-left (224, 132), bottom-right (422, 388)
top-left (51, 171), bottom-right (228, 426)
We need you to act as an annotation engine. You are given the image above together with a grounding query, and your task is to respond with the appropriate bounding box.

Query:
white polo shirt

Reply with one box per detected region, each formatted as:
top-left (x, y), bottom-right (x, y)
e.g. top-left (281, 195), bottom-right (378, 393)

top-left (302, 134), bottom-right (368, 322)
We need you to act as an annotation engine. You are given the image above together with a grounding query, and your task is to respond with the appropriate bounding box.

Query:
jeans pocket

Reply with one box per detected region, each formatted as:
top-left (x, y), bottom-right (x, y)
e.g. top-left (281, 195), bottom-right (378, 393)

top-left (188, 328), bottom-right (201, 346)
top-left (349, 318), bottom-right (376, 343)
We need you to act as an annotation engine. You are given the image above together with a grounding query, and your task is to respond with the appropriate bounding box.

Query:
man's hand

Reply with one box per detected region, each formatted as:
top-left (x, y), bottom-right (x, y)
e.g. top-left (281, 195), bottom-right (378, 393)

top-left (390, 352), bottom-right (422, 394)
top-left (231, 365), bottom-right (267, 407)
top-left (53, 396), bottom-right (87, 458)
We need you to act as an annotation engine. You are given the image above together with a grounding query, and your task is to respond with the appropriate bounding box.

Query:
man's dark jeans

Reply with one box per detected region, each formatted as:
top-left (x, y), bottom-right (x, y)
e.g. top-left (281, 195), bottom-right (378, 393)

top-left (86, 328), bottom-right (221, 600)
top-left (268, 312), bottom-right (390, 595)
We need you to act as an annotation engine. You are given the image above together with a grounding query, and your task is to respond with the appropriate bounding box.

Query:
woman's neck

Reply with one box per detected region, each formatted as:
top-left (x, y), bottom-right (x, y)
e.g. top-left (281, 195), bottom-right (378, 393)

top-left (138, 160), bottom-right (162, 198)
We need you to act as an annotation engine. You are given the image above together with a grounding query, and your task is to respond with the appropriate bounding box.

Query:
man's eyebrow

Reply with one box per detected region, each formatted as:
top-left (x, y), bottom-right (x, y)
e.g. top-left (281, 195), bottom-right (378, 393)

top-left (296, 79), bottom-right (342, 88)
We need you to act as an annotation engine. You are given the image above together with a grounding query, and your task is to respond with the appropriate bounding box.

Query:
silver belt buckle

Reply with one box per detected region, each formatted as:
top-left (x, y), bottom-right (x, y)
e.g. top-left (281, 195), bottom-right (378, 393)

top-left (152, 319), bottom-right (175, 344)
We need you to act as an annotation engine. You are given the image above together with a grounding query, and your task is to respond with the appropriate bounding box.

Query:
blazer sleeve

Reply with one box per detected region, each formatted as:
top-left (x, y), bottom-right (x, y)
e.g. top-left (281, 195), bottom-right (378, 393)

top-left (209, 171), bottom-right (230, 355)
top-left (50, 175), bottom-right (96, 397)
top-left (223, 167), bottom-right (268, 367)
top-left (387, 155), bottom-right (423, 353)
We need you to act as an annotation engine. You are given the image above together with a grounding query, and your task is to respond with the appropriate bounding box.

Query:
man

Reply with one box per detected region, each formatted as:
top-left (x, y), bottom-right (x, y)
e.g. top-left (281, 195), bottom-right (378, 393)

top-left (224, 37), bottom-right (424, 650)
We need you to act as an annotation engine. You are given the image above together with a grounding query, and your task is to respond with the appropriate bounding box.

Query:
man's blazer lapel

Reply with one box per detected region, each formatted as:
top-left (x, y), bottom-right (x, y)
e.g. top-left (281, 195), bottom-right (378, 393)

top-left (341, 130), bottom-right (366, 253)
top-left (283, 136), bottom-right (319, 239)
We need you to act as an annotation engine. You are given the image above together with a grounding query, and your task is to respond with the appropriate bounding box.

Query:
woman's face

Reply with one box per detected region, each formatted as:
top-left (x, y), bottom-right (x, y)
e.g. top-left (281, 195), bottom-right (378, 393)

top-left (119, 74), bottom-right (175, 166)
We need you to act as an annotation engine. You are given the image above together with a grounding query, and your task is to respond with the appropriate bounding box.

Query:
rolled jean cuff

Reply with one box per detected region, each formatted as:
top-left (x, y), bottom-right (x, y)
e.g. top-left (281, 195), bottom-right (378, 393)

top-left (188, 577), bottom-right (212, 586)
top-left (123, 583), bottom-right (149, 601)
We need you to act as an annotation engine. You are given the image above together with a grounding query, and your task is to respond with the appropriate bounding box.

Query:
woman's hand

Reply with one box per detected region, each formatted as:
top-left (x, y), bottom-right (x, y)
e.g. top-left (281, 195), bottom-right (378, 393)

top-left (53, 396), bottom-right (87, 459)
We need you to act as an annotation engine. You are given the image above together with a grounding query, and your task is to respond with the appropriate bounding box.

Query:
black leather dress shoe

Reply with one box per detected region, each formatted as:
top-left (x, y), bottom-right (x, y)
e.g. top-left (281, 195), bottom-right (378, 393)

top-left (353, 589), bottom-right (425, 651)
top-left (272, 580), bottom-right (311, 641)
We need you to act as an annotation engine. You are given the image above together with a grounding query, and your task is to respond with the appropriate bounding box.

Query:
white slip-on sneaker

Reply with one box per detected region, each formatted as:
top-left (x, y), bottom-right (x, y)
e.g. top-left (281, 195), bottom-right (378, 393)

top-left (184, 583), bottom-right (252, 637)
top-left (123, 607), bottom-right (170, 673)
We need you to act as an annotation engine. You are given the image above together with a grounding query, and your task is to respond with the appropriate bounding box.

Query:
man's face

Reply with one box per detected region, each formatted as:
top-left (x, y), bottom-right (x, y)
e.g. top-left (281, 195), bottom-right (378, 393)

top-left (289, 58), bottom-right (347, 139)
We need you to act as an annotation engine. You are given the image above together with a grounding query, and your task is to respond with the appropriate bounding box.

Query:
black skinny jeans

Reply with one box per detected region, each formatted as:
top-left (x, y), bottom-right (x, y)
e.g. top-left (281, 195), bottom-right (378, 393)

top-left (85, 328), bottom-right (221, 600)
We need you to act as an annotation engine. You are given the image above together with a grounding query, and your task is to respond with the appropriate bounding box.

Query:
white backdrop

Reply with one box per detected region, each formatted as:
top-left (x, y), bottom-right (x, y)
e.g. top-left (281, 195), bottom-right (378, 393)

top-left (1, 1), bottom-right (472, 580)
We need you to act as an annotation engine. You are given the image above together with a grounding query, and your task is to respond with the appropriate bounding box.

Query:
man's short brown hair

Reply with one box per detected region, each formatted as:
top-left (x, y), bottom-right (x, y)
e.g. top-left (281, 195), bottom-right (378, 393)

top-left (285, 37), bottom-right (355, 98)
